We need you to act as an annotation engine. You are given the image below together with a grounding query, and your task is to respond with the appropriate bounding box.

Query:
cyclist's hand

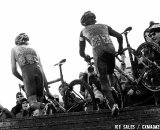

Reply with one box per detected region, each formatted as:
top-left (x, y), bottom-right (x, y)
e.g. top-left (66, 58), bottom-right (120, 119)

top-left (19, 84), bottom-right (25, 92)
top-left (118, 47), bottom-right (124, 55)
top-left (84, 55), bottom-right (91, 62)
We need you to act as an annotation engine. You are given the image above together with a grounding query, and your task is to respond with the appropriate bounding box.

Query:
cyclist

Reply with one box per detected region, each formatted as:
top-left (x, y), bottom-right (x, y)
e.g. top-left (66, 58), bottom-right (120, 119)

top-left (11, 33), bottom-right (51, 112)
top-left (79, 11), bottom-right (123, 116)
top-left (144, 21), bottom-right (160, 45)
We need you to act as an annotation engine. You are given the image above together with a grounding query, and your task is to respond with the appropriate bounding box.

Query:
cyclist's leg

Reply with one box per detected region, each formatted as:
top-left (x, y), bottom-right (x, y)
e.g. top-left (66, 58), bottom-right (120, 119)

top-left (22, 65), bottom-right (44, 111)
top-left (96, 53), bottom-right (117, 109)
top-left (96, 52), bottom-right (119, 116)
top-left (35, 75), bottom-right (44, 102)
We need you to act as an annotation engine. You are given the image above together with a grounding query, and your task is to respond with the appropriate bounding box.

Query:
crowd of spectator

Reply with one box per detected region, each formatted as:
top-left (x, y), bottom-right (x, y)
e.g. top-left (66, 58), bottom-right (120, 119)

top-left (0, 91), bottom-right (63, 120)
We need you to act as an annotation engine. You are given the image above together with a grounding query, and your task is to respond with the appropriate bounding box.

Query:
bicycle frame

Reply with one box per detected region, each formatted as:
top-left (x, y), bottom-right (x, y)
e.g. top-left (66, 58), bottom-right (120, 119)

top-left (47, 59), bottom-right (66, 85)
top-left (116, 27), bottom-right (160, 90)
top-left (46, 59), bottom-right (68, 112)
top-left (121, 27), bottom-right (137, 78)
top-left (115, 27), bottom-right (151, 87)
top-left (115, 27), bottom-right (137, 84)
top-left (47, 59), bottom-right (89, 112)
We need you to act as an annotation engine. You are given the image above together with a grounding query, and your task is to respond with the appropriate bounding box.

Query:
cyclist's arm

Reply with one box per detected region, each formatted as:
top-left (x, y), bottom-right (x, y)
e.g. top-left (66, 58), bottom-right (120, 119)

top-left (79, 31), bottom-right (87, 58)
top-left (108, 26), bottom-right (123, 49)
top-left (11, 48), bottom-right (23, 81)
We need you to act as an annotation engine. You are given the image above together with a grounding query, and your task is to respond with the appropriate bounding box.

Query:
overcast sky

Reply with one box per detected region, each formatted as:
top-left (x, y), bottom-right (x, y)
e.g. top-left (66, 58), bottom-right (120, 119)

top-left (0, 0), bottom-right (159, 110)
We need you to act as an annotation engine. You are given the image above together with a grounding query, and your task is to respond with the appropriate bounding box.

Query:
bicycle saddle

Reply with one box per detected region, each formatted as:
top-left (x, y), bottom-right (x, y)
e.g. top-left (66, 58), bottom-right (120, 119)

top-left (54, 59), bottom-right (66, 66)
top-left (122, 27), bottom-right (132, 34)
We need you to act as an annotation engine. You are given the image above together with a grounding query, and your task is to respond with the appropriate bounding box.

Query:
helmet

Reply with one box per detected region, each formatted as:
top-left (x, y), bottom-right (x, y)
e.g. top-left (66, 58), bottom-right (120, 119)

top-left (80, 11), bottom-right (96, 26)
top-left (149, 21), bottom-right (155, 27)
top-left (15, 33), bottom-right (29, 45)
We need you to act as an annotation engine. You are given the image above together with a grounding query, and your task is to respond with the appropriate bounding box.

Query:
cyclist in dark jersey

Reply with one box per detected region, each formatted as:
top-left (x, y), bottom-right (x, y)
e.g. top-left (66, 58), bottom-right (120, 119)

top-left (79, 11), bottom-right (123, 116)
top-left (11, 33), bottom-right (51, 112)
top-left (144, 21), bottom-right (160, 45)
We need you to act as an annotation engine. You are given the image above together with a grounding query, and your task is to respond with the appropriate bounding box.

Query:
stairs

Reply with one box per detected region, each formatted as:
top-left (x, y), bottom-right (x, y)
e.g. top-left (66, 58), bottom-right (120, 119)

top-left (0, 105), bottom-right (160, 130)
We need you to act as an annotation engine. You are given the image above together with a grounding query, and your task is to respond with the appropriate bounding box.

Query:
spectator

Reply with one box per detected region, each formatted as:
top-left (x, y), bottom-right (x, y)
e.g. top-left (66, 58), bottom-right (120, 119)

top-left (43, 102), bottom-right (57, 115)
top-left (11, 92), bottom-right (24, 117)
top-left (16, 98), bottom-right (32, 118)
top-left (32, 103), bottom-right (45, 117)
top-left (59, 84), bottom-right (84, 112)
top-left (79, 72), bottom-right (105, 111)
top-left (0, 104), bottom-right (14, 120)
top-left (79, 70), bottom-right (102, 96)
top-left (59, 84), bottom-right (68, 103)
top-left (144, 21), bottom-right (160, 45)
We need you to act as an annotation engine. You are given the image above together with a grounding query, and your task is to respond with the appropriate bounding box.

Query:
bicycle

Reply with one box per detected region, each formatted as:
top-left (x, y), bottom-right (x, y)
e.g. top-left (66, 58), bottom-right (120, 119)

top-left (47, 58), bottom-right (97, 112)
top-left (80, 57), bottom-right (122, 109)
top-left (19, 59), bottom-right (97, 113)
top-left (114, 26), bottom-right (160, 107)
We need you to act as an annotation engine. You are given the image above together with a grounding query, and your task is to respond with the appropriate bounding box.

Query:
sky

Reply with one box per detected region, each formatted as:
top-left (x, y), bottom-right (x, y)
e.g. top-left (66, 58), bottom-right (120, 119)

top-left (0, 0), bottom-right (159, 110)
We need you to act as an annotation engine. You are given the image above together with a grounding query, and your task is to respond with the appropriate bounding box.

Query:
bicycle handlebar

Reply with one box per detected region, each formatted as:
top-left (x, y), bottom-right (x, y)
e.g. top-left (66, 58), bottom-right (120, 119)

top-left (115, 54), bottom-right (122, 62)
top-left (115, 48), bottom-right (126, 62)
top-left (85, 57), bottom-right (94, 65)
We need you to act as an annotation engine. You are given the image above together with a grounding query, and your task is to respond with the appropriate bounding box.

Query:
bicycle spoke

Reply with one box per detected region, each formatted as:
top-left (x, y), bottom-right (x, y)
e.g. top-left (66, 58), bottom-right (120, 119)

top-left (72, 89), bottom-right (85, 101)
top-left (64, 79), bottom-right (97, 112)
top-left (67, 103), bottom-right (81, 112)
top-left (135, 42), bottom-right (160, 91)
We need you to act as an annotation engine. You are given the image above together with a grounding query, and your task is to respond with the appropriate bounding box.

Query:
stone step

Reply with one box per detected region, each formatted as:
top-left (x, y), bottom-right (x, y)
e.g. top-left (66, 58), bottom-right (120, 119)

top-left (0, 105), bottom-right (160, 130)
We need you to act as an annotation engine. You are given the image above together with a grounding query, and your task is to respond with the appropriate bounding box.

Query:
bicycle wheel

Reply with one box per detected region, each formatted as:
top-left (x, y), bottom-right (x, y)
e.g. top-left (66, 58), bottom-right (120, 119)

top-left (64, 79), bottom-right (97, 112)
top-left (135, 42), bottom-right (160, 91)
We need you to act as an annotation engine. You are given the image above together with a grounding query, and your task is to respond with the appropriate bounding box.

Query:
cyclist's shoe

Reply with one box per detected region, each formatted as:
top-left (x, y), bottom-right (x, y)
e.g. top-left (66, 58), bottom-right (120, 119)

top-left (111, 104), bottom-right (119, 116)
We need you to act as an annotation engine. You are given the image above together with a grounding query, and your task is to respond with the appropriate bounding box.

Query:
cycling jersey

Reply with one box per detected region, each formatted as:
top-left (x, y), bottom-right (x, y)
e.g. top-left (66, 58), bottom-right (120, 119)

top-left (11, 45), bottom-right (44, 101)
top-left (13, 45), bottom-right (39, 68)
top-left (80, 24), bottom-right (115, 57)
top-left (79, 24), bottom-right (123, 73)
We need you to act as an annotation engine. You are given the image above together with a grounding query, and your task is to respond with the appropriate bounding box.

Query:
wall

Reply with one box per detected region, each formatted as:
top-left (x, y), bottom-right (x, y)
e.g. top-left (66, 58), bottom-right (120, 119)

top-left (0, 105), bottom-right (160, 130)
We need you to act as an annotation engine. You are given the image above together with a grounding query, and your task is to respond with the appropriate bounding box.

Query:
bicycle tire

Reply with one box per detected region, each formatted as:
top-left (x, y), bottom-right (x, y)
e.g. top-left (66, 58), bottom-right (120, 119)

top-left (135, 42), bottom-right (160, 91)
top-left (64, 79), bottom-right (97, 112)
